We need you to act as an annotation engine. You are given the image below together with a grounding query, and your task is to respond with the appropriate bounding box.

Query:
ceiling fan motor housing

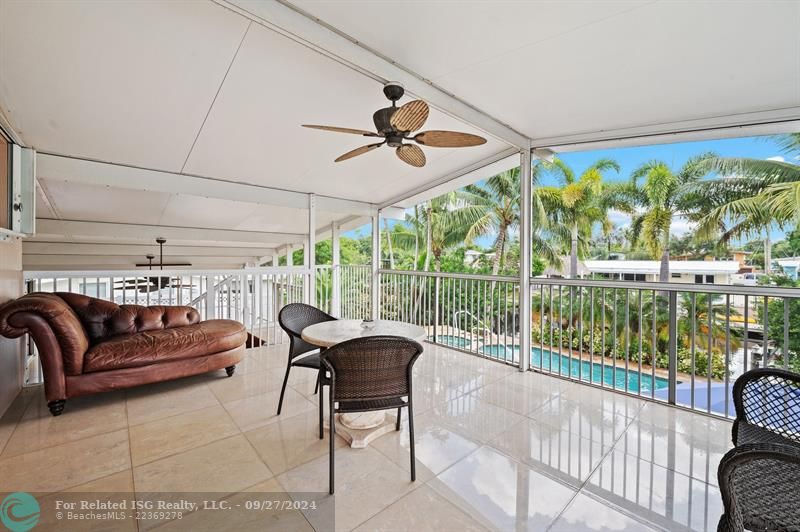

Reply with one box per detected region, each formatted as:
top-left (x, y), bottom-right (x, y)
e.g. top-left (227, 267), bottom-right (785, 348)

top-left (373, 106), bottom-right (397, 135)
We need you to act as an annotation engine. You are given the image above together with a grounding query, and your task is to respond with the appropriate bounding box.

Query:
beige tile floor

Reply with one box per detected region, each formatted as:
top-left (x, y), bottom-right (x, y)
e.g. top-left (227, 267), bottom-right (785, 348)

top-left (0, 343), bottom-right (732, 531)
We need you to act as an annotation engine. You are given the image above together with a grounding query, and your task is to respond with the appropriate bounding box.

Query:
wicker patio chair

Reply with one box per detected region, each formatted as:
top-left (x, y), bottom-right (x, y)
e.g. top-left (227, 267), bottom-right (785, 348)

top-left (731, 368), bottom-right (800, 447)
top-left (716, 368), bottom-right (800, 531)
top-left (717, 442), bottom-right (800, 532)
top-left (320, 335), bottom-right (423, 495)
top-left (276, 303), bottom-right (336, 416)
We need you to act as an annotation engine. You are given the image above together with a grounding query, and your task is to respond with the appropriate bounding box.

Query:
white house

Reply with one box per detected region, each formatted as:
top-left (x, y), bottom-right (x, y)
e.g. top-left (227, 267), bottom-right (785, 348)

top-left (583, 260), bottom-right (741, 284)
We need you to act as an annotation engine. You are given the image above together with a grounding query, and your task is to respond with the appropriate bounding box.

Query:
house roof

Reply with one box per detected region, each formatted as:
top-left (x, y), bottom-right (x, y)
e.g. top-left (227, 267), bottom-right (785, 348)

top-left (584, 260), bottom-right (740, 275)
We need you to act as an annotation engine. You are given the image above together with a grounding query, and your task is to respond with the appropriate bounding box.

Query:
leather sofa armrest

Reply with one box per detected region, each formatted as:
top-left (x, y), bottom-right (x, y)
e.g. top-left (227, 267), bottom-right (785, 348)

top-left (0, 292), bottom-right (90, 377)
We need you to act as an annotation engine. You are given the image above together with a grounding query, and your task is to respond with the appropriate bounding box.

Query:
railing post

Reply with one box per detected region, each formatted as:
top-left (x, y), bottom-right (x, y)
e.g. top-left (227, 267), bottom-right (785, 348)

top-left (519, 146), bottom-right (532, 372)
top-left (667, 290), bottom-right (678, 405)
top-left (433, 275), bottom-right (440, 343)
top-left (205, 275), bottom-right (216, 320)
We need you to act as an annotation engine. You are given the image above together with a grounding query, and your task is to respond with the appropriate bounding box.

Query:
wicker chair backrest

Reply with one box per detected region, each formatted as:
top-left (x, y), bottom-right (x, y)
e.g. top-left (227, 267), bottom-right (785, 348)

top-left (321, 336), bottom-right (423, 402)
top-left (278, 303), bottom-right (336, 360)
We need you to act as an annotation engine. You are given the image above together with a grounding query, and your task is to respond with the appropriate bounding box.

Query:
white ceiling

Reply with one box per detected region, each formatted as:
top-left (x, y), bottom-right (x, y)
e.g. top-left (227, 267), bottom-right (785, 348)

top-left (0, 0), bottom-right (509, 203)
top-left (2, 0), bottom-right (798, 269)
top-left (291, 0), bottom-right (800, 143)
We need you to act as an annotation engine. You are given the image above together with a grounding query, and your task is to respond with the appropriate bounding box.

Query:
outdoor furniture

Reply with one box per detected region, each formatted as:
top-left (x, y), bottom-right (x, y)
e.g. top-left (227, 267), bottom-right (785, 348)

top-left (0, 292), bottom-right (246, 416)
top-left (320, 335), bottom-right (423, 494)
top-left (717, 368), bottom-right (800, 531)
top-left (301, 319), bottom-right (427, 447)
top-left (276, 303), bottom-right (336, 415)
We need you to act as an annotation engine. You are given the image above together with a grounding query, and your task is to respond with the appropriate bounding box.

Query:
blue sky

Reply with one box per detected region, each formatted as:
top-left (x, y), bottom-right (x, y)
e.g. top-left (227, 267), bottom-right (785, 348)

top-left (346, 134), bottom-right (796, 248)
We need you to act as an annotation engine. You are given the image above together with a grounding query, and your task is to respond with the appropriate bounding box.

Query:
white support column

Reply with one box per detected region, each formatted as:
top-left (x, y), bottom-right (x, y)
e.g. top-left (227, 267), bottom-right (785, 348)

top-left (331, 221), bottom-right (341, 318)
top-left (519, 147), bottom-right (532, 372)
top-left (371, 211), bottom-right (381, 320)
top-left (286, 247), bottom-right (293, 266)
top-left (307, 193), bottom-right (316, 306)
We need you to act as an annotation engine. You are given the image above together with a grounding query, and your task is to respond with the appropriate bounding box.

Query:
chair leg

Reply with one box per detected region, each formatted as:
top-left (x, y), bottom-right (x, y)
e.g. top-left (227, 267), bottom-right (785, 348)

top-left (314, 370), bottom-right (320, 395)
top-left (319, 384), bottom-right (324, 440)
top-left (225, 365), bottom-right (236, 377)
top-left (276, 363), bottom-right (292, 416)
top-left (408, 402), bottom-right (416, 482)
top-left (395, 407), bottom-right (401, 431)
top-left (329, 396), bottom-right (336, 495)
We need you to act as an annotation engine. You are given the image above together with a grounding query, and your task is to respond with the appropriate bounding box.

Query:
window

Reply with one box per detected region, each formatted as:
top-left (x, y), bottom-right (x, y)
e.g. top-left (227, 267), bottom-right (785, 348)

top-left (622, 273), bottom-right (646, 281)
top-left (694, 275), bottom-right (704, 284)
top-left (706, 275), bottom-right (715, 283)
top-left (671, 273), bottom-right (681, 279)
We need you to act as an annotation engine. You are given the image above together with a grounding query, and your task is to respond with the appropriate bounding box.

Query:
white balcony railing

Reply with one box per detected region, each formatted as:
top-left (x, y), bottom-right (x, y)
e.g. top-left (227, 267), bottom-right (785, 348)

top-left (22, 265), bottom-right (800, 419)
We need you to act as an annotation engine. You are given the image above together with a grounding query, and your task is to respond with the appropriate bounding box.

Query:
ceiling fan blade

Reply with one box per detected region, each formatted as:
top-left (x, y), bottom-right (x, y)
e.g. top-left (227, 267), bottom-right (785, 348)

top-left (302, 125), bottom-right (379, 137)
top-left (414, 130), bottom-right (487, 148)
top-left (396, 144), bottom-right (426, 167)
top-left (335, 143), bottom-right (383, 163)
top-left (390, 100), bottom-right (429, 132)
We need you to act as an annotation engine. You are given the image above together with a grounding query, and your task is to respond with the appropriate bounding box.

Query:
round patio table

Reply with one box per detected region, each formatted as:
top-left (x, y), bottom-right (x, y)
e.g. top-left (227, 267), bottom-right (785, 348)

top-left (301, 319), bottom-right (426, 448)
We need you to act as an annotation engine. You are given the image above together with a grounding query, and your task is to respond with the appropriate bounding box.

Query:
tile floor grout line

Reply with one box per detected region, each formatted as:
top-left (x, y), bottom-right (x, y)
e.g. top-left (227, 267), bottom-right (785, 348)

top-left (0, 402), bottom-right (130, 463)
top-left (0, 390), bottom-right (33, 457)
top-left (545, 402), bottom-right (664, 532)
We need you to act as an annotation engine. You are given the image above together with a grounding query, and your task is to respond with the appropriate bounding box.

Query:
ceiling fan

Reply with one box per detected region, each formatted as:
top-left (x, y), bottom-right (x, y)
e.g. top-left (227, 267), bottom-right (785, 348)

top-left (114, 238), bottom-right (195, 293)
top-left (302, 83), bottom-right (487, 167)
top-left (114, 276), bottom-right (194, 294)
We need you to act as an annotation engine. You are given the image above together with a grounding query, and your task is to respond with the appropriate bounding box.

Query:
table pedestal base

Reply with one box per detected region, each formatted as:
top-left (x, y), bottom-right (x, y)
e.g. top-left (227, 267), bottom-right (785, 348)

top-left (327, 411), bottom-right (397, 449)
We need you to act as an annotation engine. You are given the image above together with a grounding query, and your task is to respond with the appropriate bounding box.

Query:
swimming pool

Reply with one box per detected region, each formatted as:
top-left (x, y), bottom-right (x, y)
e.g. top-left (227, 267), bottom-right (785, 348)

top-left (479, 344), bottom-right (670, 393)
top-left (430, 335), bottom-right (470, 348)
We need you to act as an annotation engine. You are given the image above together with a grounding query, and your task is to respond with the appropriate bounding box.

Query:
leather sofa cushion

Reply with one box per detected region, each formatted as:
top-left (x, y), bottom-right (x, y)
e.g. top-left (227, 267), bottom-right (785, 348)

top-left (83, 319), bottom-right (246, 373)
top-left (56, 292), bottom-right (200, 344)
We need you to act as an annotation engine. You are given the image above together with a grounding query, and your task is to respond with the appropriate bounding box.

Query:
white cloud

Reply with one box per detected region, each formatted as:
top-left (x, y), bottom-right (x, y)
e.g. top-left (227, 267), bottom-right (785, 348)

top-left (767, 155), bottom-right (785, 162)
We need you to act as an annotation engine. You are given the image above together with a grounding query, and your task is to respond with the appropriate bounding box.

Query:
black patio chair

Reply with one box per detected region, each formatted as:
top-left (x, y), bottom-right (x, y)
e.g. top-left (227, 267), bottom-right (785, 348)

top-left (320, 335), bottom-right (423, 495)
top-left (731, 367), bottom-right (800, 447)
top-left (717, 443), bottom-right (800, 531)
top-left (716, 367), bottom-right (800, 531)
top-left (276, 303), bottom-right (336, 416)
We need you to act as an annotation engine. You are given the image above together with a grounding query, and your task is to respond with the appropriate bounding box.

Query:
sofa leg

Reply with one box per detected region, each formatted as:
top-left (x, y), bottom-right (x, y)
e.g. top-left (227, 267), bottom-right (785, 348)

top-left (48, 400), bottom-right (66, 416)
top-left (225, 365), bottom-right (236, 377)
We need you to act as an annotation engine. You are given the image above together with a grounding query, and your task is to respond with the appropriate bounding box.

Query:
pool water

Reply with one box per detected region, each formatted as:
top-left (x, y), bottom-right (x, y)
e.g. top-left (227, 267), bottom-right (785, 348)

top-left (430, 335), bottom-right (470, 348)
top-left (479, 344), bottom-right (670, 393)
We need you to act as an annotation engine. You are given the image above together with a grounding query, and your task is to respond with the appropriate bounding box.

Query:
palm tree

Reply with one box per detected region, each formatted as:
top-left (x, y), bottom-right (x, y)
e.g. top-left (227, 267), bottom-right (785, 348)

top-left (678, 292), bottom-right (741, 352)
top-left (537, 158), bottom-right (628, 277)
top-left (622, 153), bottom-right (713, 282)
top-left (695, 134), bottom-right (800, 273)
top-left (412, 191), bottom-right (487, 272)
top-left (463, 166), bottom-right (561, 275)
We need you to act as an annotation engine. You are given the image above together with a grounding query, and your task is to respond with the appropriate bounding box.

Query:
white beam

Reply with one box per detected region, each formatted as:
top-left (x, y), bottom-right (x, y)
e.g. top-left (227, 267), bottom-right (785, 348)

top-left (219, 0), bottom-right (528, 148)
top-left (22, 255), bottom-right (252, 268)
top-left (533, 112), bottom-right (800, 152)
top-left (24, 242), bottom-right (277, 257)
top-left (36, 153), bottom-right (393, 217)
top-left (379, 148), bottom-right (519, 209)
top-left (35, 219), bottom-right (304, 245)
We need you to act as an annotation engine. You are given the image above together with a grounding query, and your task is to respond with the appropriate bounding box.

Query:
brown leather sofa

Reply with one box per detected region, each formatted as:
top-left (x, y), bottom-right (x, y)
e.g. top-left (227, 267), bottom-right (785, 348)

top-left (0, 292), bottom-right (247, 416)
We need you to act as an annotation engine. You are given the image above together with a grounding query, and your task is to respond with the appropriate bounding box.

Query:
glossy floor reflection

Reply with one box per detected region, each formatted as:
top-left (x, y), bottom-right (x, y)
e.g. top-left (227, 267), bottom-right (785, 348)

top-left (0, 343), bottom-right (732, 531)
